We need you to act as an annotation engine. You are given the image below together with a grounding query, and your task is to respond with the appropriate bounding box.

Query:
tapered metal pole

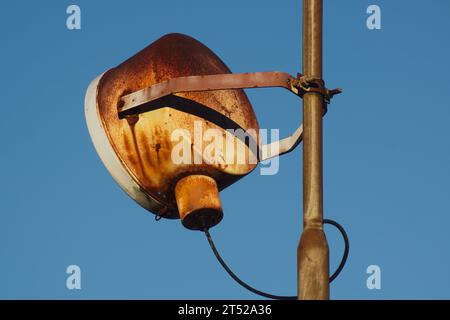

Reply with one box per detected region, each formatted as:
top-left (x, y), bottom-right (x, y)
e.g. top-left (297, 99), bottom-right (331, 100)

top-left (297, 0), bottom-right (330, 300)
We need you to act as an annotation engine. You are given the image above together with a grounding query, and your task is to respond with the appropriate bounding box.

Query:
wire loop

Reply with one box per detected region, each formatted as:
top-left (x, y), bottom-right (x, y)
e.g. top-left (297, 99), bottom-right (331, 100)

top-left (204, 218), bottom-right (349, 300)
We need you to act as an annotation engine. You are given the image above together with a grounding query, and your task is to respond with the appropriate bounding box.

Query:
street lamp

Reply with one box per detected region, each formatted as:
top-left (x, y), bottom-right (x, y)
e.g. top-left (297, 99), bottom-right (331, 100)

top-left (85, 0), bottom-right (346, 300)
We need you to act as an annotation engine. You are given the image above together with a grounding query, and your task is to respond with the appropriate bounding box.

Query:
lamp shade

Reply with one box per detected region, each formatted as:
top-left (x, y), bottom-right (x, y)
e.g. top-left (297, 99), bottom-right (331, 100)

top-left (85, 33), bottom-right (260, 230)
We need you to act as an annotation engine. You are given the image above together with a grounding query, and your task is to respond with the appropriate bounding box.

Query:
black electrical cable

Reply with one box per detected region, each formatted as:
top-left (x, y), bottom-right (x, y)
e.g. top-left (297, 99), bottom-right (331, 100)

top-left (204, 218), bottom-right (349, 300)
top-left (324, 219), bottom-right (350, 283)
top-left (204, 228), bottom-right (295, 300)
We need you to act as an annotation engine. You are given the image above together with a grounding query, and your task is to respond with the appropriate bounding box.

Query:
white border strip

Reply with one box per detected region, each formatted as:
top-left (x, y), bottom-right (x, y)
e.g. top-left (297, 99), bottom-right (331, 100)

top-left (84, 74), bottom-right (164, 214)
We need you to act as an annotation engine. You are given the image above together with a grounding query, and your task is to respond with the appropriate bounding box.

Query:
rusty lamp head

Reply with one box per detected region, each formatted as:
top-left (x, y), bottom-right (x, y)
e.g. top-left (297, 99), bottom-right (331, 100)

top-left (85, 33), bottom-right (340, 231)
top-left (85, 33), bottom-right (259, 230)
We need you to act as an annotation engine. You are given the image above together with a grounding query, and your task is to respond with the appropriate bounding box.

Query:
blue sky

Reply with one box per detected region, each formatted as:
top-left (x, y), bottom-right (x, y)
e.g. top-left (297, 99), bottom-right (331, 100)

top-left (1, 0), bottom-right (450, 299)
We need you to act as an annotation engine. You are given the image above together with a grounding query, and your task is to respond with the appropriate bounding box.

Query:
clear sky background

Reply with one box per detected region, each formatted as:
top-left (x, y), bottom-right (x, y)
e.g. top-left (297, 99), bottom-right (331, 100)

top-left (1, 0), bottom-right (450, 299)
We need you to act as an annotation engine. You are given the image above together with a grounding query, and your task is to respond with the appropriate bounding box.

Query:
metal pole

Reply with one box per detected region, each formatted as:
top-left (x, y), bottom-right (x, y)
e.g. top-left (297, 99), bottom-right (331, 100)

top-left (297, 0), bottom-right (330, 300)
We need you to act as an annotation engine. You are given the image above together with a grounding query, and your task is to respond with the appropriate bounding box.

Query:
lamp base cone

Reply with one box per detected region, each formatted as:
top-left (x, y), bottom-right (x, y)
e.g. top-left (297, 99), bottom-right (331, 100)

top-left (175, 175), bottom-right (223, 230)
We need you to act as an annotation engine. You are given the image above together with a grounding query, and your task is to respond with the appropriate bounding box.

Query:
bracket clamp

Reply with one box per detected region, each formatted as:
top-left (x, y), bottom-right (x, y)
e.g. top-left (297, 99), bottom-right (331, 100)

top-left (117, 71), bottom-right (342, 161)
top-left (289, 73), bottom-right (342, 105)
